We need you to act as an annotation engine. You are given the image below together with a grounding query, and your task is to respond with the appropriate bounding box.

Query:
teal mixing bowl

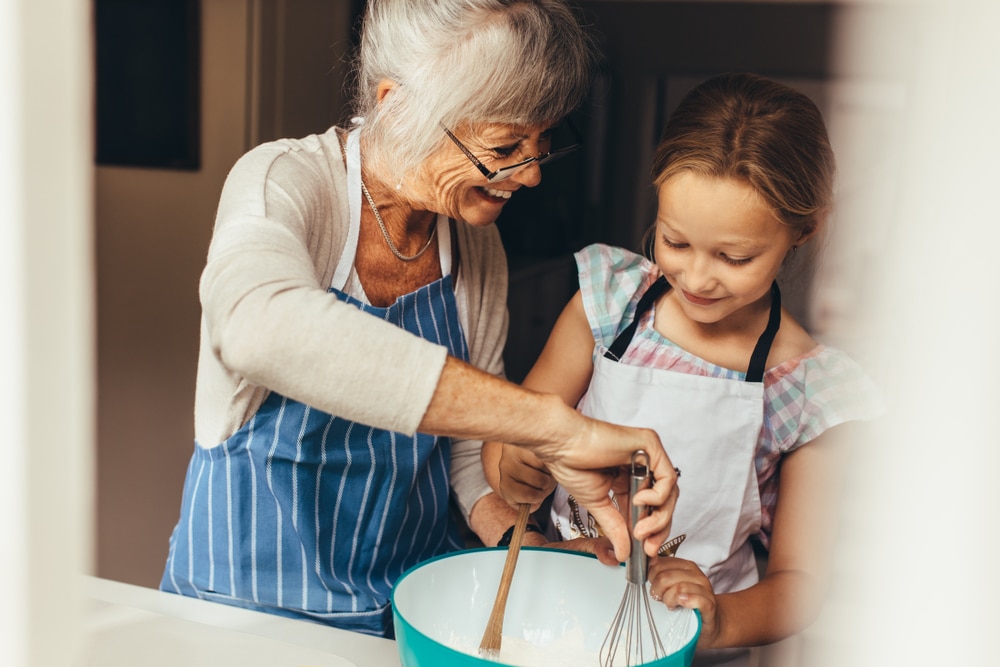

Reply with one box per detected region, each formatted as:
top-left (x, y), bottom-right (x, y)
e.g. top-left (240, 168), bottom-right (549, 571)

top-left (391, 547), bottom-right (700, 667)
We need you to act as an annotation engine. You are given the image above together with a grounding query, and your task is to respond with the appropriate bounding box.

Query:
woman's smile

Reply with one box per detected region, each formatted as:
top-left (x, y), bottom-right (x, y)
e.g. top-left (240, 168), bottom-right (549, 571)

top-left (478, 185), bottom-right (514, 201)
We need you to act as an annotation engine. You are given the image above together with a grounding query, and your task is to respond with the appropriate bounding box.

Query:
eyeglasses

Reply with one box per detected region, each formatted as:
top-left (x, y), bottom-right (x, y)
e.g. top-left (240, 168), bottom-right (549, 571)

top-left (441, 120), bottom-right (582, 183)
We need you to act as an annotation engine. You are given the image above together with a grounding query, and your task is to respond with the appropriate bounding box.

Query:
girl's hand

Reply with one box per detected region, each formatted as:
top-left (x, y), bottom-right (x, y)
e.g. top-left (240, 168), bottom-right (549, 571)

top-left (521, 528), bottom-right (550, 548)
top-left (498, 443), bottom-right (555, 508)
top-left (647, 556), bottom-right (719, 647)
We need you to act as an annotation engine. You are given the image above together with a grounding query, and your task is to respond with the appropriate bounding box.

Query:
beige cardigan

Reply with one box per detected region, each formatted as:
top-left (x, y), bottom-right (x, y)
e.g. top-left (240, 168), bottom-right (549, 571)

top-left (193, 126), bottom-right (509, 519)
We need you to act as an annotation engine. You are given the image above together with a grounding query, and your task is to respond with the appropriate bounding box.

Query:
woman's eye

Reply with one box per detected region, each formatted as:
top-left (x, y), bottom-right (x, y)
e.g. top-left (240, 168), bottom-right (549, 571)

top-left (491, 144), bottom-right (519, 158)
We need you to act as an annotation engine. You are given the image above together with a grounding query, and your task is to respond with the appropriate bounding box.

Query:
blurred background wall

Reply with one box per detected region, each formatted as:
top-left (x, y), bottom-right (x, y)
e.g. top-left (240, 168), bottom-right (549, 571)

top-left (3, 0), bottom-right (92, 664)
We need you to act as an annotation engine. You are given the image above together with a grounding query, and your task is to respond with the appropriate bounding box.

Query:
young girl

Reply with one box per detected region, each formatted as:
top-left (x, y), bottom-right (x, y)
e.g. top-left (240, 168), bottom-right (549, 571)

top-left (483, 72), bottom-right (882, 665)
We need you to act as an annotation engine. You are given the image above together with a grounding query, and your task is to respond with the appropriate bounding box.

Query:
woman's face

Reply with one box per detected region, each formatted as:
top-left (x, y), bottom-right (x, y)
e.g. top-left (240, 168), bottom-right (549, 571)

top-left (410, 121), bottom-right (556, 227)
top-left (653, 171), bottom-right (800, 328)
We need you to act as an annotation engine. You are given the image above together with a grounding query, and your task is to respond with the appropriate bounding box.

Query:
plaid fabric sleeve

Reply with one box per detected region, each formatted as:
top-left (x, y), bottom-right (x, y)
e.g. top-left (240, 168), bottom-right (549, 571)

top-left (757, 346), bottom-right (884, 547)
top-left (573, 243), bottom-right (657, 347)
top-left (768, 346), bottom-right (885, 454)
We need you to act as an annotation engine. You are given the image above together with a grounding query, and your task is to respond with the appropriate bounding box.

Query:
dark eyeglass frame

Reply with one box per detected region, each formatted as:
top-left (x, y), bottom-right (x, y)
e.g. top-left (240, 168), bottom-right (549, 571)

top-left (441, 119), bottom-right (583, 183)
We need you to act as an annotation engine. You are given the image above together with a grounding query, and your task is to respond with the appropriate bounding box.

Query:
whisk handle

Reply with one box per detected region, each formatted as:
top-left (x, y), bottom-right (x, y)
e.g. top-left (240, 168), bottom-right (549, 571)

top-left (626, 450), bottom-right (651, 584)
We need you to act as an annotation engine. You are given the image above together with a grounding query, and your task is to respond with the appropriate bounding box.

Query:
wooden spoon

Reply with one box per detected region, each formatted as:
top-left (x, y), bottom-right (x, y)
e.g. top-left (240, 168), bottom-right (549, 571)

top-left (478, 503), bottom-right (532, 659)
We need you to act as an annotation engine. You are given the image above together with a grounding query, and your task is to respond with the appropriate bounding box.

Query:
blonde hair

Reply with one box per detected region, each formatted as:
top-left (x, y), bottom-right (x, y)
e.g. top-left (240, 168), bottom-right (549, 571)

top-left (349, 0), bottom-right (597, 186)
top-left (652, 72), bottom-right (835, 237)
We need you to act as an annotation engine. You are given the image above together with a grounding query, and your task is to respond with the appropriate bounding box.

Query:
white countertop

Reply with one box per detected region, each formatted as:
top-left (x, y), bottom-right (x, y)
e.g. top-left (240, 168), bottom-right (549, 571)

top-left (79, 577), bottom-right (402, 667)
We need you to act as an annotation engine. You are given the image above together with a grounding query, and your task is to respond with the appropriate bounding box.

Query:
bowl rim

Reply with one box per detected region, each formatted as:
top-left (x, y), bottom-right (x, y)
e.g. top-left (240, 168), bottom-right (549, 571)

top-left (390, 546), bottom-right (702, 666)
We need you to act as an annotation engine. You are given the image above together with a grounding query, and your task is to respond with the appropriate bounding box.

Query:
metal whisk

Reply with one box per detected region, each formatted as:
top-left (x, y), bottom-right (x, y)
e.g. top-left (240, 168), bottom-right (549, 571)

top-left (600, 450), bottom-right (667, 667)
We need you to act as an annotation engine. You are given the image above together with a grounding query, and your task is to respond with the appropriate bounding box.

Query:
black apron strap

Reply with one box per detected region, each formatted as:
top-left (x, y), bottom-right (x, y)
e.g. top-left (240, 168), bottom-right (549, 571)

top-left (604, 276), bottom-right (670, 360)
top-left (745, 281), bottom-right (781, 383)
top-left (603, 276), bottom-right (782, 384)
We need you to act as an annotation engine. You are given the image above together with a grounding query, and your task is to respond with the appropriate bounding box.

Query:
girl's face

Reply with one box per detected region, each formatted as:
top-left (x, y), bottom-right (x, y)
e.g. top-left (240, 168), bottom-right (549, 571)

top-left (653, 171), bottom-right (802, 328)
top-left (408, 121), bottom-right (555, 227)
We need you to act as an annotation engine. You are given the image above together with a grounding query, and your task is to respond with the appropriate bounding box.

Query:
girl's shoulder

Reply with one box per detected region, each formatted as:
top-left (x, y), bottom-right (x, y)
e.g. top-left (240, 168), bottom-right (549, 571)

top-left (573, 244), bottom-right (657, 344)
top-left (765, 344), bottom-right (885, 448)
top-left (765, 307), bottom-right (820, 368)
top-left (766, 344), bottom-right (876, 395)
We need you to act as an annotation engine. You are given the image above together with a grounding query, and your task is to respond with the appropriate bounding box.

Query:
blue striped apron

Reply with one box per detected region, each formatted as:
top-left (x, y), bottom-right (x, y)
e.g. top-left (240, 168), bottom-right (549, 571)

top-left (160, 127), bottom-right (467, 638)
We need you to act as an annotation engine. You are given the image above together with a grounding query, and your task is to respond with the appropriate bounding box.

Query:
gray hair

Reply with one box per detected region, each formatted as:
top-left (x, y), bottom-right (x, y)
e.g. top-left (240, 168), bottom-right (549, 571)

top-left (349, 0), bottom-right (598, 186)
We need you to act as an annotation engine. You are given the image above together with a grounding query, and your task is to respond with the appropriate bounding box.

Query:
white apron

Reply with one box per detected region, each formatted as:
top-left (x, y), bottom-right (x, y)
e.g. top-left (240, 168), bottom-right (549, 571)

top-left (551, 276), bottom-right (781, 667)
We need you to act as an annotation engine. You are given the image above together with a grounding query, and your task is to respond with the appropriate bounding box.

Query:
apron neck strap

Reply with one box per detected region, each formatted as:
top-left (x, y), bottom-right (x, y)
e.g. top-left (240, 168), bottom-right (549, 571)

top-left (745, 281), bottom-right (781, 383)
top-left (604, 276), bottom-right (782, 384)
top-left (331, 124), bottom-right (453, 291)
top-left (604, 276), bottom-right (670, 361)
top-left (330, 126), bottom-right (364, 290)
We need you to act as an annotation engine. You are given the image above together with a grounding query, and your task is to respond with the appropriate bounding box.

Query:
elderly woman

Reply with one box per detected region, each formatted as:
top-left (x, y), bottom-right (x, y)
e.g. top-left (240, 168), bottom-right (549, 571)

top-left (160, 0), bottom-right (678, 638)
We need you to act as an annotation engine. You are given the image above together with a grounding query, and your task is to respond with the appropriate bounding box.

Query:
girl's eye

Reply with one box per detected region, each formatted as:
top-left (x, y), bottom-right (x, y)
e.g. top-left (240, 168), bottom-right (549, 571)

top-left (661, 236), bottom-right (687, 250)
top-left (721, 254), bottom-right (754, 266)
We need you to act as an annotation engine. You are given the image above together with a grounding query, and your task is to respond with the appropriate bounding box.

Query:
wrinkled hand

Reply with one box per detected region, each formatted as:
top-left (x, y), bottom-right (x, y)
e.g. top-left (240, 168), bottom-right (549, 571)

top-left (542, 536), bottom-right (619, 566)
top-left (531, 419), bottom-right (679, 563)
top-left (498, 444), bottom-right (555, 510)
top-left (647, 556), bottom-right (717, 646)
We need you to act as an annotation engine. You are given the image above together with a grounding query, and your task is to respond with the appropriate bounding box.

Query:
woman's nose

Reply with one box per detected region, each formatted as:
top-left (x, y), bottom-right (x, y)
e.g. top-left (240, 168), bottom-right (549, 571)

top-left (508, 160), bottom-right (542, 188)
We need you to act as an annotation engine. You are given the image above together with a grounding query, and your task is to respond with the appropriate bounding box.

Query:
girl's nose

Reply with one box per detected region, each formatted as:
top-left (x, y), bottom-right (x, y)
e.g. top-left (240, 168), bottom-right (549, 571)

top-left (684, 254), bottom-right (716, 292)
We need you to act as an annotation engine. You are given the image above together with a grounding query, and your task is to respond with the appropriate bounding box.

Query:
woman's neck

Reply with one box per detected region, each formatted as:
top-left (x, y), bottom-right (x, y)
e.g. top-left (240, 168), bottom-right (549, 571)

top-left (360, 169), bottom-right (437, 250)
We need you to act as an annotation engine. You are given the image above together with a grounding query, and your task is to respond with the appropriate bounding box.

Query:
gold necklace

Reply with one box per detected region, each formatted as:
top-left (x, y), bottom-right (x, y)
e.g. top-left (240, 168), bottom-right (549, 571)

top-left (360, 180), bottom-right (436, 262)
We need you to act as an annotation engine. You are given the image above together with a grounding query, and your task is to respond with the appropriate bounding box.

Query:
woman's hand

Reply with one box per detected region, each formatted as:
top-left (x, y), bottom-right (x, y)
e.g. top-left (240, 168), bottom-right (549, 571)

top-left (647, 556), bottom-right (719, 647)
top-left (423, 358), bottom-right (680, 564)
top-left (532, 416), bottom-right (680, 563)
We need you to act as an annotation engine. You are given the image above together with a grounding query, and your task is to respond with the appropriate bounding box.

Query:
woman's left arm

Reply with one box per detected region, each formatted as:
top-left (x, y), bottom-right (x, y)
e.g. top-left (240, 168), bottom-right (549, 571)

top-left (651, 422), bottom-right (857, 648)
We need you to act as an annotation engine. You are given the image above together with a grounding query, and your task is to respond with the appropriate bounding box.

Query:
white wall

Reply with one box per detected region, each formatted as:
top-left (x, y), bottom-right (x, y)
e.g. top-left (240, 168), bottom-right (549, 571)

top-left (0, 0), bottom-right (93, 665)
top-left (809, 1), bottom-right (1000, 664)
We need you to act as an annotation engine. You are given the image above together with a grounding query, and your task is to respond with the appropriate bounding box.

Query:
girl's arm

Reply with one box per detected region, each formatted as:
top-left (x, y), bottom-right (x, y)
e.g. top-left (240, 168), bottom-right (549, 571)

top-left (482, 291), bottom-right (599, 505)
top-left (466, 291), bottom-right (680, 560)
top-left (649, 423), bottom-right (854, 647)
top-left (519, 291), bottom-right (597, 405)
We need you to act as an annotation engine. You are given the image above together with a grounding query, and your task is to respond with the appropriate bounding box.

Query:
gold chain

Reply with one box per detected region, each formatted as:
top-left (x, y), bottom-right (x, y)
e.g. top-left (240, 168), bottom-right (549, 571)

top-left (360, 180), bottom-right (436, 262)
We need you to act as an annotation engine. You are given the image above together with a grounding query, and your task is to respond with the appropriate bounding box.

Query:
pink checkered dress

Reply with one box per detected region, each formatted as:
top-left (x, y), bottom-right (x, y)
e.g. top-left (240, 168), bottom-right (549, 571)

top-left (575, 244), bottom-right (883, 549)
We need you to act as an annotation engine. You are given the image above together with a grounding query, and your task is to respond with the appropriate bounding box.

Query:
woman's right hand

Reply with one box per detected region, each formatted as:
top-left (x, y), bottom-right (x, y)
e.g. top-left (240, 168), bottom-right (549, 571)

top-left (421, 358), bottom-right (680, 564)
top-left (531, 413), bottom-right (680, 563)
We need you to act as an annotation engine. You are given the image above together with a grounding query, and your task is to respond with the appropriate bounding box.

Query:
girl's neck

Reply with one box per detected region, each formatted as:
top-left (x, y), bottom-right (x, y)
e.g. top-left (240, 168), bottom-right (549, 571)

top-left (654, 290), bottom-right (776, 373)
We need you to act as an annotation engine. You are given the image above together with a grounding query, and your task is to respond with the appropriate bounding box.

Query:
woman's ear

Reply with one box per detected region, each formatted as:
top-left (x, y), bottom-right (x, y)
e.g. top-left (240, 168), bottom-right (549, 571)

top-left (376, 79), bottom-right (398, 106)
